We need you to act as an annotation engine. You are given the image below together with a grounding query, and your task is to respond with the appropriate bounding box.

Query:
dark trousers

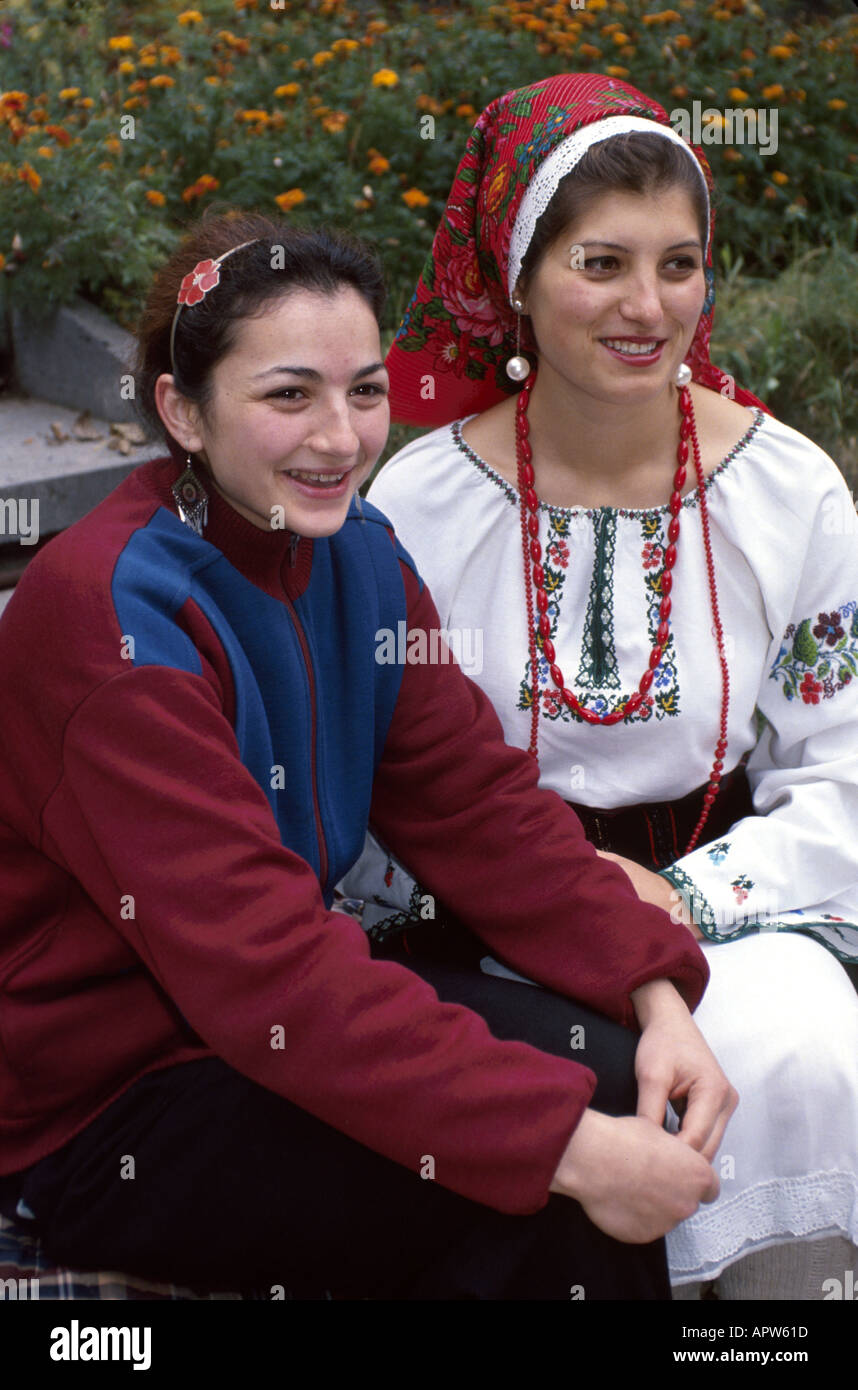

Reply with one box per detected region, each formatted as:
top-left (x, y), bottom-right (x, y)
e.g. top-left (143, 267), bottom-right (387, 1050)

top-left (10, 942), bottom-right (670, 1301)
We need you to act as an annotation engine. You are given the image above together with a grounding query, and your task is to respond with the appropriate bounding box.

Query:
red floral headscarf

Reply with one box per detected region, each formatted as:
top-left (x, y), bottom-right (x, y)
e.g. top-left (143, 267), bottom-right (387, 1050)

top-left (386, 72), bottom-right (769, 425)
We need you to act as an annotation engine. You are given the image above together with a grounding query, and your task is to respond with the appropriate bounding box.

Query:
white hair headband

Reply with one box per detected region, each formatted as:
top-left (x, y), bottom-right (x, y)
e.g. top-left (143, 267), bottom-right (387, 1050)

top-left (507, 115), bottom-right (711, 302)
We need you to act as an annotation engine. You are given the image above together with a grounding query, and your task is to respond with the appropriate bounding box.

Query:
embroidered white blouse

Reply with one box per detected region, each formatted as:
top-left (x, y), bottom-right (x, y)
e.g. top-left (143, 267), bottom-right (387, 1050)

top-left (367, 406), bottom-right (858, 961)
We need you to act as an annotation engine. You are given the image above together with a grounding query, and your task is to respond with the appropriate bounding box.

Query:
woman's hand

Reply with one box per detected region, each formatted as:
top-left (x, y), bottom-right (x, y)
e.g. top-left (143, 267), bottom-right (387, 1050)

top-left (630, 978), bottom-right (739, 1161)
top-left (597, 848), bottom-right (704, 939)
top-left (549, 1108), bottom-right (720, 1244)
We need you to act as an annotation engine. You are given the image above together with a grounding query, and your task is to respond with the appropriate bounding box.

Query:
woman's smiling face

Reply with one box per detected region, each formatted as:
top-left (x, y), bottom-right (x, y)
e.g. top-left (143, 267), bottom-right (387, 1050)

top-left (519, 185), bottom-right (707, 408)
top-left (162, 285), bottom-right (389, 537)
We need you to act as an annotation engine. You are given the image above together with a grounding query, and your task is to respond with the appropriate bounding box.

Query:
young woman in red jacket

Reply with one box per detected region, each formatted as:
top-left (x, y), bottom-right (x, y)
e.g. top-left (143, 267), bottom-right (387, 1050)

top-left (0, 211), bottom-right (734, 1300)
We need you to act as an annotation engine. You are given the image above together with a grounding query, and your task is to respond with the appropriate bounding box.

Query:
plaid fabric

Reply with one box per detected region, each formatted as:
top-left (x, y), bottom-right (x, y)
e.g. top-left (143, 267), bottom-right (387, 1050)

top-left (0, 1208), bottom-right (265, 1300)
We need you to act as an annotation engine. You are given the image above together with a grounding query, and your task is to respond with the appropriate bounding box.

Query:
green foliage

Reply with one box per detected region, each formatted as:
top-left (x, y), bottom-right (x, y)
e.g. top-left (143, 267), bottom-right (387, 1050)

top-left (0, 0), bottom-right (856, 467)
top-left (710, 232), bottom-right (858, 482)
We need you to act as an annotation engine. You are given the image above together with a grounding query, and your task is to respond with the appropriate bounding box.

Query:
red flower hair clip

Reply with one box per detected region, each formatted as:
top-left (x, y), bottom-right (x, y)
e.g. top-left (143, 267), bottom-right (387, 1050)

top-left (177, 258), bottom-right (221, 307)
top-left (168, 237), bottom-right (260, 374)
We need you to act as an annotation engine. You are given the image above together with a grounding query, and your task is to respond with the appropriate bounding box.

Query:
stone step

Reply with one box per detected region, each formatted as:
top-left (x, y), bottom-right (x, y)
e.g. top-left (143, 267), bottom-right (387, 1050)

top-left (0, 392), bottom-right (162, 544)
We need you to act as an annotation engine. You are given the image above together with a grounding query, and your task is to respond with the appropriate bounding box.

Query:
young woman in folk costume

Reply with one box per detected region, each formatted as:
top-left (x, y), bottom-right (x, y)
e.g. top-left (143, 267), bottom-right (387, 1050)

top-left (342, 73), bottom-right (858, 1297)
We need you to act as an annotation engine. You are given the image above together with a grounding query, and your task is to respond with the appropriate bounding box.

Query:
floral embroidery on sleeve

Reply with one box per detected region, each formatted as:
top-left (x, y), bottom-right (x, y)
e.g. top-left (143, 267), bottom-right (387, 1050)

top-left (731, 874), bottom-right (754, 903)
top-left (707, 840), bottom-right (731, 865)
top-left (769, 603), bottom-right (858, 703)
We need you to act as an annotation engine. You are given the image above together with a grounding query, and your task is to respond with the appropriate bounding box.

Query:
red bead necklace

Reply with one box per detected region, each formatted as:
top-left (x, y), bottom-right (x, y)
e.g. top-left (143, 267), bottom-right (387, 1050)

top-left (516, 369), bottom-right (729, 854)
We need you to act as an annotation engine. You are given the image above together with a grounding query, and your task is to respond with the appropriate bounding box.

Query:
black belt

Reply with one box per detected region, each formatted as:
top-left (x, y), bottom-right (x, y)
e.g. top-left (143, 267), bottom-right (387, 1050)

top-left (565, 761), bottom-right (755, 870)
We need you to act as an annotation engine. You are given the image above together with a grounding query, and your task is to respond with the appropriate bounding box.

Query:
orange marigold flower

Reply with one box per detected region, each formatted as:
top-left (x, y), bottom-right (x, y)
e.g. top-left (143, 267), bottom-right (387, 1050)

top-left (372, 68), bottom-right (399, 88)
top-left (728, 88), bottom-right (749, 102)
top-left (36, 145), bottom-right (54, 158)
top-left (322, 112), bottom-right (348, 133)
top-left (402, 187), bottom-right (429, 208)
top-left (78, 97), bottom-right (94, 108)
top-left (150, 75), bottom-right (175, 89)
top-left (312, 50), bottom-right (334, 66)
top-left (140, 54), bottom-right (157, 66)
top-left (762, 84), bottom-right (785, 99)
top-left (205, 76), bottom-right (220, 86)
top-left (18, 162), bottom-right (41, 192)
top-left (182, 175), bottom-right (219, 202)
top-left (45, 124), bottom-right (72, 146)
top-left (606, 66), bottom-right (630, 78)
top-left (763, 186), bottom-right (778, 200)
top-left (128, 79), bottom-right (149, 93)
top-left (828, 98), bottom-right (847, 111)
top-left (769, 45), bottom-right (793, 60)
top-left (146, 189), bottom-right (166, 205)
top-left (108, 36), bottom-right (135, 51)
top-left (30, 107), bottom-right (47, 121)
top-left (723, 148), bottom-right (743, 162)
top-left (332, 38), bottom-right (360, 53)
top-left (1, 91), bottom-right (28, 115)
top-left (275, 83), bottom-right (300, 98)
top-left (674, 34), bottom-right (693, 50)
top-left (0, 253), bottom-right (5, 271)
top-left (177, 9), bottom-right (204, 23)
top-left (367, 19), bottom-right (388, 32)
top-left (58, 87), bottom-right (81, 99)
top-left (741, 48), bottom-right (755, 60)
top-left (159, 46), bottom-right (182, 65)
top-left (275, 187), bottom-right (305, 211)
top-left (367, 152), bottom-right (390, 174)
top-left (292, 58), bottom-right (308, 70)
top-left (104, 136), bottom-right (121, 153)
top-left (578, 43), bottom-right (602, 59)
top-left (239, 109), bottom-right (269, 121)
top-left (118, 61), bottom-right (135, 75)
top-left (455, 104), bottom-right (476, 118)
top-left (124, 96), bottom-right (143, 109)
top-left (771, 171), bottom-right (789, 185)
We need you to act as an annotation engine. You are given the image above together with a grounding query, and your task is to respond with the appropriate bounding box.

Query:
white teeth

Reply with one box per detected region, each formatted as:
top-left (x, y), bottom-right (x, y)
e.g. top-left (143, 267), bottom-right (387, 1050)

top-left (286, 471), bottom-right (345, 482)
top-left (602, 339), bottom-right (660, 356)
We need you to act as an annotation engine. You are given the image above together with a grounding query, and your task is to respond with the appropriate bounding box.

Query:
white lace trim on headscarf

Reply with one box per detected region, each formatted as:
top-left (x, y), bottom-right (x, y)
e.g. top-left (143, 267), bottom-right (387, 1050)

top-left (507, 115), bottom-right (711, 301)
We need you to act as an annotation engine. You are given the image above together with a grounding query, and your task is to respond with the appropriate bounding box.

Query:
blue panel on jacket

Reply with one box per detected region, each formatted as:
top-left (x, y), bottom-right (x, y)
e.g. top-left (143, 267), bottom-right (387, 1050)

top-left (110, 500), bottom-right (411, 904)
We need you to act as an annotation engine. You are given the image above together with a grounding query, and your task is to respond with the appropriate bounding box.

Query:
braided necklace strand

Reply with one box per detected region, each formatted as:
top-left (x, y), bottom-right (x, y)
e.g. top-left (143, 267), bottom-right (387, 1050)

top-left (515, 369), bottom-right (729, 854)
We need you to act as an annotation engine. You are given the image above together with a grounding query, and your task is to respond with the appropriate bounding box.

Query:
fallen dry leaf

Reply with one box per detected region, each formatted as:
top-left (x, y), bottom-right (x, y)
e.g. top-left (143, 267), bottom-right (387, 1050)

top-left (110, 421), bottom-right (146, 445)
top-left (73, 411), bottom-right (104, 442)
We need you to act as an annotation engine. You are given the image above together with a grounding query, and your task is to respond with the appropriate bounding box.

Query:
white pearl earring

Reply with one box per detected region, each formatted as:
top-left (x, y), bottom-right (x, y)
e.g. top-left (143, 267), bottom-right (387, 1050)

top-left (506, 296), bottom-right (531, 382)
top-left (675, 362), bottom-right (692, 388)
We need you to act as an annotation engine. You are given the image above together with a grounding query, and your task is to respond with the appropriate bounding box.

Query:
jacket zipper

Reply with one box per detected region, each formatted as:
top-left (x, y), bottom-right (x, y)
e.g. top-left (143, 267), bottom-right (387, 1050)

top-left (280, 543), bottom-right (328, 892)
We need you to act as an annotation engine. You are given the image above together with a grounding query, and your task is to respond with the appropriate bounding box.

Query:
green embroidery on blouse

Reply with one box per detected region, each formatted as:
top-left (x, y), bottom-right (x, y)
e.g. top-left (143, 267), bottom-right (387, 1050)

top-left (577, 510), bottom-right (621, 690)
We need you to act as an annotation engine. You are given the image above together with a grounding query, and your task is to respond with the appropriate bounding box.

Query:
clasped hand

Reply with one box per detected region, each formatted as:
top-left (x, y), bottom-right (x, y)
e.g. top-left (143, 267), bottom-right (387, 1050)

top-left (548, 850), bottom-right (738, 1243)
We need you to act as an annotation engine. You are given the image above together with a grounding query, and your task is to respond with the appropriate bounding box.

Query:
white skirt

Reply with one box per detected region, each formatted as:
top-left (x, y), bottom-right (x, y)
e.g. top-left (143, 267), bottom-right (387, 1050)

top-left (666, 931), bottom-right (858, 1284)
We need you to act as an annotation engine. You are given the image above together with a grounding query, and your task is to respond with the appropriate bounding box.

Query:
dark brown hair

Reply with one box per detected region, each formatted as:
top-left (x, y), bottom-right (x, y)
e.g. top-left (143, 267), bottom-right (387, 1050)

top-left (518, 131), bottom-right (711, 294)
top-left (134, 209), bottom-right (386, 447)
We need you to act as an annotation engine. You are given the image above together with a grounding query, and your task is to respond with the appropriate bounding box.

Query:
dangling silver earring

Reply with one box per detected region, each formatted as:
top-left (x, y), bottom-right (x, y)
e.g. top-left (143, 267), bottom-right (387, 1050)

top-left (354, 488), bottom-right (366, 524)
top-left (675, 362), bottom-right (692, 388)
top-left (172, 453), bottom-right (209, 536)
top-left (506, 297), bottom-right (531, 383)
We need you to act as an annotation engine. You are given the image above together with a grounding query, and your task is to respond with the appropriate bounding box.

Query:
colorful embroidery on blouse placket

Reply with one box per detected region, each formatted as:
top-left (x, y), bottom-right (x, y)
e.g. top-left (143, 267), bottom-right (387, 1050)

top-left (516, 509), bottom-right (681, 726)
